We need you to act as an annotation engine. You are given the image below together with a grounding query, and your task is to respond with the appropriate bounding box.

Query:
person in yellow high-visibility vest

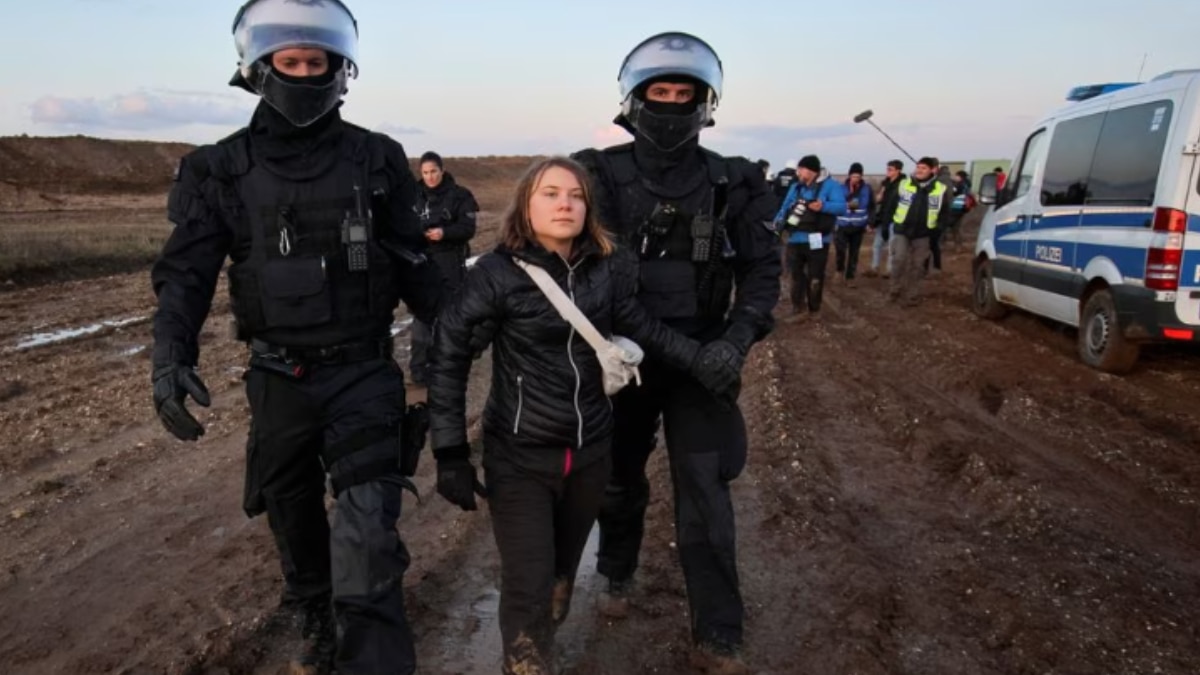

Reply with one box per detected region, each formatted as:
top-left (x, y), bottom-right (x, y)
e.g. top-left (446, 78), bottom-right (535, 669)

top-left (877, 156), bottom-right (951, 306)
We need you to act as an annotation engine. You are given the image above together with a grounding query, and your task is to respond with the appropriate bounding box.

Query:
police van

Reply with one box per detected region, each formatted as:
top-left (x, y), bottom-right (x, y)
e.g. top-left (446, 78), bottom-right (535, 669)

top-left (973, 69), bottom-right (1200, 373)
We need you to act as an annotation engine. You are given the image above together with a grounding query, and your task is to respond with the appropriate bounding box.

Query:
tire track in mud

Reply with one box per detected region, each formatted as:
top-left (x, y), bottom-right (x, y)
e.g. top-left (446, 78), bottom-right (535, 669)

top-left (742, 313), bottom-right (939, 675)
top-left (821, 284), bottom-right (1200, 551)
top-left (789, 273), bottom-right (1200, 674)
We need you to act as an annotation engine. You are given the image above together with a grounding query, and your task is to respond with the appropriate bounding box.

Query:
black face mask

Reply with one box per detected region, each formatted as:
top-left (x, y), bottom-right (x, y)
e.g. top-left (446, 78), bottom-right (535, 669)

top-left (627, 98), bottom-right (707, 152)
top-left (248, 55), bottom-right (346, 128)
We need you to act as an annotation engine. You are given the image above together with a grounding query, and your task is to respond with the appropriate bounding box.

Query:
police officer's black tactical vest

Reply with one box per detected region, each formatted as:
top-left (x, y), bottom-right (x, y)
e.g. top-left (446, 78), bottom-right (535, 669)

top-left (600, 143), bottom-right (734, 321)
top-left (201, 125), bottom-right (404, 347)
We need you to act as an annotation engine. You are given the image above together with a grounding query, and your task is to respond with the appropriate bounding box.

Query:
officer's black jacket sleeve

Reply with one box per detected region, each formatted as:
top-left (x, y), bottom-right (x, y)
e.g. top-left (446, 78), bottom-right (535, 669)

top-left (427, 259), bottom-right (502, 450)
top-left (376, 136), bottom-right (444, 324)
top-left (724, 158), bottom-right (782, 341)
top-left (440, 186), bottom-right (479, 244)
top-left (609, 247), bottom-right (700, 371)
top-left (150, 148), bottom-right (232, 368)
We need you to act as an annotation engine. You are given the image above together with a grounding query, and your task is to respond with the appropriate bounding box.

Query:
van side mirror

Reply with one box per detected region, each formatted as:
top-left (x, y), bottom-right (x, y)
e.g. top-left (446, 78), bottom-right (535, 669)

top-left (978, 173), bottom-right (999, 205)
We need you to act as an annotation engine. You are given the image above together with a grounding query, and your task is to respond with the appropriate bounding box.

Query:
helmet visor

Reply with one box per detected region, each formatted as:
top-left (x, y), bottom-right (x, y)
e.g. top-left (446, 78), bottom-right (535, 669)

top-left (618, 33), bottom-right (722, 103)
top-left (234, 0), bottom-right (358, 69)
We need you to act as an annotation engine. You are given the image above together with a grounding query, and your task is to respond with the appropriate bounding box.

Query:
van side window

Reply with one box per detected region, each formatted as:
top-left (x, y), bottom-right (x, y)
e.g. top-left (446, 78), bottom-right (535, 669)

top-left (1040, 112), bottom-right (1104, 206)
top-left (1015, 129), bottom-right (1049, 199)
top-left (1087, 101), bottom-right (1172, 205)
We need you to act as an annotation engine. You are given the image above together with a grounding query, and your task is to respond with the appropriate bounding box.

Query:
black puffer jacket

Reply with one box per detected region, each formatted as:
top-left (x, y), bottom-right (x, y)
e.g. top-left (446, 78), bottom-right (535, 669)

top-left (428, 239), bottom-right (700, 473)
top-left (415, 172), bottom-right (479, 255)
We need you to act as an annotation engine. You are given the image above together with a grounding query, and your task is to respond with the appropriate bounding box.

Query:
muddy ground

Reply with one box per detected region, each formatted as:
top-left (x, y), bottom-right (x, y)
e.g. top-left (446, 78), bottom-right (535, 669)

top-left (1, 218), bottom-right (1199, 675)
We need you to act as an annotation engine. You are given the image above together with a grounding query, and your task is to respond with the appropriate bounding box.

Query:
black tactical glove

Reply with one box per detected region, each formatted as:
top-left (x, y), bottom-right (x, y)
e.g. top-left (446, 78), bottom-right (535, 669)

top-left (152, 363), bottom-right (211, 441)
top-left (694, 321), bottom-right (758, 406)
top-left (433, 444), bottom-right (486, 511)
top-left (692, 340), bottom-right (744, 403)
top-left (468, 318), bottom-right (498, 360)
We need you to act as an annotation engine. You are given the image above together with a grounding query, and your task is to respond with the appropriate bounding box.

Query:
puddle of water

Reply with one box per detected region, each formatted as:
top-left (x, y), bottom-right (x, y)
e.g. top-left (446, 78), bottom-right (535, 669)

top-left (11, 315), bottom-right (148, 351)
top-left (438, 525), bottom-right (601, 673)
top-left (118, 345), bottom-right (147, 357)
top-left (554, 525), bottom-right (601, 669)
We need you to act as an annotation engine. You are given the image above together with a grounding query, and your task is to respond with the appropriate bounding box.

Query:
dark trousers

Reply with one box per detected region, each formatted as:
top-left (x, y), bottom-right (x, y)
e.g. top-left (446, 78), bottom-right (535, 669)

top-left (786, 242), bottom-right (829, 313)
top-left (945, 211), bottom-right (965, 249)
top-left (484, 441), bottom-right (611, 673)
top-left (926, 228), bottom-right (943, 271)
top-left (834, 227), bottom-right (866, 279)
top-left (598, 361), bottom-right (747, 649)
top-left (409, 249), bottom-right (466, 384)
top-left (243, 357), bottom-right (415, 675)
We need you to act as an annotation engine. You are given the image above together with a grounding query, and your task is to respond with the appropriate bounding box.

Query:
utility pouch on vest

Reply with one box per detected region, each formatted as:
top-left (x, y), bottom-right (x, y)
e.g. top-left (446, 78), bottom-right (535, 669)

top-left (638, 261), bottom-right (699, 319)
top-left (691, 214), bottom-right (714, 262)
top-left (399, 402), bottom-right (429, 477)
top-left (638, 202), bottom-right (678, 258)
top-left (259, 257), bottom-right (333, 329)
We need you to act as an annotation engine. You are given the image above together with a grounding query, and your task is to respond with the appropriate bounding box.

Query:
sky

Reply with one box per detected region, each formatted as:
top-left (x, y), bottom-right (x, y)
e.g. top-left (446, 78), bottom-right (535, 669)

top-left (2, 0), bottom-right (1199, 173)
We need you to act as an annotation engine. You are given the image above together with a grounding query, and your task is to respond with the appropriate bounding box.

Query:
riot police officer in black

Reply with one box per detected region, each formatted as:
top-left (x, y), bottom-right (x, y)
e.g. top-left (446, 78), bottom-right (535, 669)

top-left (149, 1), bottom-right (439, 673)
top-left (409, 151), bottom-right (479, 385)
top-left (571, 31), bottom-right (780, 675)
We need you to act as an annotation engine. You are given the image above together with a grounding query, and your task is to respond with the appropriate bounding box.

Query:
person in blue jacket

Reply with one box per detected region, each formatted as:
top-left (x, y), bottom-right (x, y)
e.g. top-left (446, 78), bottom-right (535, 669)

top-left (833, 162), bottom-right (873, 286)
top-left (773, 154), bottom-right (846, 320)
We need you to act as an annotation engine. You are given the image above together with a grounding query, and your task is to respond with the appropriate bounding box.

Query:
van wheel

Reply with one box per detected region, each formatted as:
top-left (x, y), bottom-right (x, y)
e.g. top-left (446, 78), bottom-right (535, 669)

top-left (1078, 290), bottom-right (1139, 374)
top-left (972, 260), bottom-right (1008, 320)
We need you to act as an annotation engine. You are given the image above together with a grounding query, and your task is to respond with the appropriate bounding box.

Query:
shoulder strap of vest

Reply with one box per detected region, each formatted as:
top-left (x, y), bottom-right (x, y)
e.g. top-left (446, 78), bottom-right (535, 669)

top-left (601, 143), bottom-right (638, 185)
top-left (699, 147), bottom-right (730, 188)
top-left (208, 128), bottom-right (252, 182)
top-left (349, 125), bottom-right (404, 189)
top-left (699, 150), bottom-right (731, 218)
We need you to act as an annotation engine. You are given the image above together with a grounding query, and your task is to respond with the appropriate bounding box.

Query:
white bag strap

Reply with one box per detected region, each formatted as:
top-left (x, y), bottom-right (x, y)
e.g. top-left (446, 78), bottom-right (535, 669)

top-left (513, 258), bottom-right (612, 355)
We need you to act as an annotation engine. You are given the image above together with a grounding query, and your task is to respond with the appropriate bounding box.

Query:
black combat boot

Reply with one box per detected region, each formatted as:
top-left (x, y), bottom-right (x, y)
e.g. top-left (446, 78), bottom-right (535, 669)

top-left (596, 577), bottom-right (633, 619)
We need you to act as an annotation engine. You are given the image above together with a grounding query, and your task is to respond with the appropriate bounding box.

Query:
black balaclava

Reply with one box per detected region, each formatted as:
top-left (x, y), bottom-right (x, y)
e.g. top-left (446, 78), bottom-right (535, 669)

top-left (245, 54), bottom-right (346, 180)
top-left (619, 77), bottom-right (709, 193)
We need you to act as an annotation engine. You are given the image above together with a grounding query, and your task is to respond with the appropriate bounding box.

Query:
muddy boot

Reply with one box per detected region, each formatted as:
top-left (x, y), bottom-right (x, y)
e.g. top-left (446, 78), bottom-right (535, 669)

top-left (596, 578), bottom-right (632, 619)
top-left (502, 632), bottom-right (554, 675)
top-left (550, 576), bottom-right (573, 625)
top-left (288, 600), bottom-right (336, 675)
top-left (688, 642), bottom-right (750, 675)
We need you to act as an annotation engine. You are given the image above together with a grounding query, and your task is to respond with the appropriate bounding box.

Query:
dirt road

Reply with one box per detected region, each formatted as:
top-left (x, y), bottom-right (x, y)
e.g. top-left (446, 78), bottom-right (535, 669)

top-left (2, 230), bottom-right (1199, 674)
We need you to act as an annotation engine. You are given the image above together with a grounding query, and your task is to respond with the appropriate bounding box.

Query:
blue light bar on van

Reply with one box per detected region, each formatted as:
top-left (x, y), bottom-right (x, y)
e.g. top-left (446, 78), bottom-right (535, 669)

top-left (1065, 82), bottom-right (1140, 102)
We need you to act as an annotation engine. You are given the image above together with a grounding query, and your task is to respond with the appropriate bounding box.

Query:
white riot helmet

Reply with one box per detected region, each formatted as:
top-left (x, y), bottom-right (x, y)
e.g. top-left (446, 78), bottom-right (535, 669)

top-left (230, 0), bottom-right (359, 127)
top-left (616, 32), bottom-right (723, 151)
